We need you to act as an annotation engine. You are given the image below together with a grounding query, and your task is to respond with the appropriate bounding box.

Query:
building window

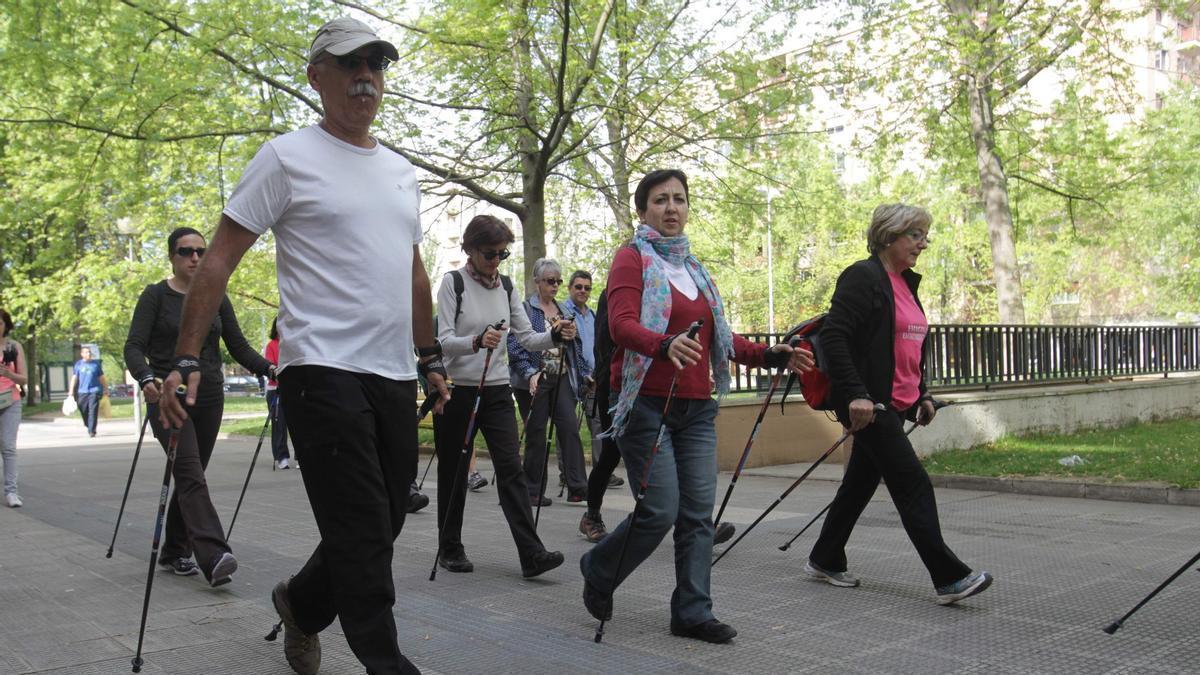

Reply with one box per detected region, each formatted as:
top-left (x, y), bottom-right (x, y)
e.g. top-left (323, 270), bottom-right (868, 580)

top-left (1155, 49), bottom-right (1169, 70)
top-left (1155, 9), bottom-right (1163, 24)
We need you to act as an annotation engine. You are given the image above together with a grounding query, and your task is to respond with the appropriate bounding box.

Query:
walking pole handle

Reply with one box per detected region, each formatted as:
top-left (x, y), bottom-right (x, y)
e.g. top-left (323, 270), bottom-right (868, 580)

top-left (686, 320), bottom-right (703, 340)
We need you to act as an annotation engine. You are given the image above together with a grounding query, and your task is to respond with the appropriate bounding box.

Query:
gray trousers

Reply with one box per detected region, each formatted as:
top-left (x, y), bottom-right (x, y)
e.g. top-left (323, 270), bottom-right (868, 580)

top-left (515, 382), bottom-right (588, 497)
top-left (0, 400), bottom-right (20, 496)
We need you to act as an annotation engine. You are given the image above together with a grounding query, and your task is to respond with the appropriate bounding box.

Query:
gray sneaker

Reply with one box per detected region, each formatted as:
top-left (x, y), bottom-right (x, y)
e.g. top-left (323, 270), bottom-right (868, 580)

top-left (159, 557), bottom-right (200, 576)
top-left (208, 552), bottom-right (238, 588)
top-left (270, 580), bottom-right (321, 675)
top-left (936, 570), bottom-right (993, 605)
top-left (804, 560), bottom-right (860, 588)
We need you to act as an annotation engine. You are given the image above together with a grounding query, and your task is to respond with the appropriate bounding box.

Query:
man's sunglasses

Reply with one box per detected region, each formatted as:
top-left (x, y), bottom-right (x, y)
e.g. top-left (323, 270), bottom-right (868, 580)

top-left (480, 249), bottom-right (511, 261)
top-left (573, 284), bottom-right (592, 292)
top-left (326, 53), bottom-right (392, 72)
top-left (175, 247), bottom-right (206, 258)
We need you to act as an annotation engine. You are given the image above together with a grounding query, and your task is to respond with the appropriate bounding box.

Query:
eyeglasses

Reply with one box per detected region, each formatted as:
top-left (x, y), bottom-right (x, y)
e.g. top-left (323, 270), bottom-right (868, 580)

top-left (325, 52), bottom-right (392, 72)
top-left (572, 284), bottom-right (592, 292)
top-left (175, 247), bottom-right (206, 258)
top-left (542, 278), bottom-right (563, 286)
top-left (903, 230), bottom-right (931, 244)
top-left (480, 249), bottom-right (511, 261)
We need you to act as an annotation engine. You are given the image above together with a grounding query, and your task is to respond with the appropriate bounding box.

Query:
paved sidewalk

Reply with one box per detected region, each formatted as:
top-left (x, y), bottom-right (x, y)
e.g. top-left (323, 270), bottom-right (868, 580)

top-left (0, 424), bottom-right (1196, 674)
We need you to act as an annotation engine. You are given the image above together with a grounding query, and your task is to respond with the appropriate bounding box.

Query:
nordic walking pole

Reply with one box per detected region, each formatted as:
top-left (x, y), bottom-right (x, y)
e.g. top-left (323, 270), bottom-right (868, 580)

top-left (535, 319), bottom-right (571, 529)
top-left (131, 386), bottom-right (186, 674)
top-left (106, 414), bottom-right (151, 558)
top-left (712, 403), bottom-right (885, 568)
top-left (595, 320), bottom-right (703, 644)
top-left (1104, 548), bottom-right (1200, 634)
top-left (225, 412), bottom-right (272, 541)
top-left (415, 395), bottom-right (438, 490)
top-left (431, 320), bottom-right (504, 581)
top-left (712, 336), bottom-right (800, 541)
top-left (777, 399), bottom-right (951, 552)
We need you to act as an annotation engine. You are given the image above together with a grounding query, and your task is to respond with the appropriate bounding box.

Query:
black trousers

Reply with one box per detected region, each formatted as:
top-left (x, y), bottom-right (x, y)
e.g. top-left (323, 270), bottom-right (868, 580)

top-left (279, 366), bottom-right (419, 675)
top-left (808, 408), bottom-right (971, 588)
top-left (148, 401), bottom-right (229, 577)
top-left (79, 392), bottom-right (100, 434)
top-left (432, 384), bottom-right (545, 565)
top-left (586, 385), bottom-right (621, 513)
top-left (514, 382), bottom-right (587, 497)
top-left (266, 390), bottom-right (290, 462)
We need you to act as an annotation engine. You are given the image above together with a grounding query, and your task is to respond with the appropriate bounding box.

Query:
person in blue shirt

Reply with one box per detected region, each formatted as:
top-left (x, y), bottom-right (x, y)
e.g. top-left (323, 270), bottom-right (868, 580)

top-left (69, 346), bottom-right (108, 437)
top-left (566, 270), bottom-right (623, 491)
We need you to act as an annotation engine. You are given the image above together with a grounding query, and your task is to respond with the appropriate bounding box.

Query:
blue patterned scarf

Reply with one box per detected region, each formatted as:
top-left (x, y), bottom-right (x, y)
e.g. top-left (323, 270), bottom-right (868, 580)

top-left (605, 224), bottom-right (734, 438)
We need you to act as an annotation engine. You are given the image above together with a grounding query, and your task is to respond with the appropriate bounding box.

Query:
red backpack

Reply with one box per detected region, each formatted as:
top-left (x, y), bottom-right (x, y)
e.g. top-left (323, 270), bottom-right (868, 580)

top-left (779, 314), bottom-right (833, 411)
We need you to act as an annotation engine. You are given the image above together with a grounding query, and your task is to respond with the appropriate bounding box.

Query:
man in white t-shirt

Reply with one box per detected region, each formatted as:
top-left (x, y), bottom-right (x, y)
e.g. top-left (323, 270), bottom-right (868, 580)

top-left (160, 17), bottom-right (448, 675)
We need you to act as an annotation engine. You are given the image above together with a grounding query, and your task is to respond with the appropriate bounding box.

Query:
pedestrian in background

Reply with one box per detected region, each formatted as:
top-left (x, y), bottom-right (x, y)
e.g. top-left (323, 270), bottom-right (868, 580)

top-left (264, 317), bottom-right (293, 470)
top-left (69, 345), bottom-right (107, 437)
top-left (0, 309), bottom-right (27, 507)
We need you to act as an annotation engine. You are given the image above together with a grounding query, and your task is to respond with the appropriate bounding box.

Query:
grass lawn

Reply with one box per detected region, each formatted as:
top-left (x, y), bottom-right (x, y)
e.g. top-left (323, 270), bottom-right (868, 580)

top-left (922, 417), bottom-right (1200, 489)
top-left (26, 395), bottom-right (270, 419)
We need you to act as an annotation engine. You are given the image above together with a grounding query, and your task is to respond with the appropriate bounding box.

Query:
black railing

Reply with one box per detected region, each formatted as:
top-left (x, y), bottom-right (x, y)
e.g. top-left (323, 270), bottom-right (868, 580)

top-left (727, 325), bottom-right (1200, 394)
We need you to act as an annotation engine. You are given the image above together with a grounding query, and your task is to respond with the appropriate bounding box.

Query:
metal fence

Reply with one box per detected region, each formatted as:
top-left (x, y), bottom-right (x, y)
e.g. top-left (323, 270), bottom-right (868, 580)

top-left (728, 325), bottom-right (1200, 394)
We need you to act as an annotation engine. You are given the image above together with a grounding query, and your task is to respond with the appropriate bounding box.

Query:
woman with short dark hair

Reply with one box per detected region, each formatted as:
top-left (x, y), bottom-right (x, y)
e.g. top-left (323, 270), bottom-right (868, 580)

top-left (431, 214), bottom-right (567, 577)
top-left (804, 203), bottom-right (992, 605)
top-left (580, 169), bottom-right (812, 643)
top-left (124, 227), bottom-right (273, 586)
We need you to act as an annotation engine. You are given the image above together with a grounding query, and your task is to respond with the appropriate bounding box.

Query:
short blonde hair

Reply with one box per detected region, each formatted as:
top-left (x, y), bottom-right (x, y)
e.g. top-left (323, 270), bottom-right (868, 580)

top-left (866, 204), bottom-right (932, 255)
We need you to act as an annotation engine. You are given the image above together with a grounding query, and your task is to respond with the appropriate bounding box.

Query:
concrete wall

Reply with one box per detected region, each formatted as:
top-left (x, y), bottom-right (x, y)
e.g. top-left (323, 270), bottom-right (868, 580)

top-left (714, 374), bottom-right (1200, 468)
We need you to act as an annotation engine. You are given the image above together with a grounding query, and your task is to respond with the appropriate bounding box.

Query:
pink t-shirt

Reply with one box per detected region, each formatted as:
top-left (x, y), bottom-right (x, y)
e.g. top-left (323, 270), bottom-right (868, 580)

top-left (889, 271), bottom-right (927, 410)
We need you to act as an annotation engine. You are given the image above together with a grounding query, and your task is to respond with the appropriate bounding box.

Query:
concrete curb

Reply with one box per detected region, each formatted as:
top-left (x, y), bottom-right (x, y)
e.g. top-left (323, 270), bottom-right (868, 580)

top-left (929, 473), bottom-right (1200, 506)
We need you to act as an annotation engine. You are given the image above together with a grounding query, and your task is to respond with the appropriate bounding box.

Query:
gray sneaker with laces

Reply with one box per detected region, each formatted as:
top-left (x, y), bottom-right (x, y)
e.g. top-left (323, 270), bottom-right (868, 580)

top-left (270, 579), bottom-right (321, 675)
top-left (804, 560), bottom-right (861, 588)
top-left (935, 570), bottom-right (993, 605)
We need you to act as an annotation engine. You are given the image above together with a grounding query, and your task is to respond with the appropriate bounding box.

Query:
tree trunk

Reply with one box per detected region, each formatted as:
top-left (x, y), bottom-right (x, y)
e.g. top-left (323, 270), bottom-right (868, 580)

top-left (965, 76), bottom-right (1026, 324)
top-left (24, 330), bottom-right (39, 404)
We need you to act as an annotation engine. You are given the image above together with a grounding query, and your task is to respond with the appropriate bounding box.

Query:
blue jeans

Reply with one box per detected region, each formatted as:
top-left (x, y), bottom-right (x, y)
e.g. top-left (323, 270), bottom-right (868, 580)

top-left (78, 392), bottom-right (100, 435)
top-left (581, 395), bottom-right (718, 626)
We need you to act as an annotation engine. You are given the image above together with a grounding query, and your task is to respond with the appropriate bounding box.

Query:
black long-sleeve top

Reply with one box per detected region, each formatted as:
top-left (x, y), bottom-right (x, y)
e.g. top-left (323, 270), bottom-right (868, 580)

top-left (124, 280), bottom-right (272, 407)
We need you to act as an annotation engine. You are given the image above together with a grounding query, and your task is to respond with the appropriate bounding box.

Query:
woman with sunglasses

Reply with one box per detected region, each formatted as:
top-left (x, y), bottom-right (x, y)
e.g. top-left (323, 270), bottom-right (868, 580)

top-left (124, 227), bottom-right (273, 586)
top-left (509, 258), bottom-right (591, 507)
top-left (803, 204), bottom-right (992, 605)
top-left (431, 215), bottom-right (566, 577)
top-left (580, 169), bottom-right (813, 644)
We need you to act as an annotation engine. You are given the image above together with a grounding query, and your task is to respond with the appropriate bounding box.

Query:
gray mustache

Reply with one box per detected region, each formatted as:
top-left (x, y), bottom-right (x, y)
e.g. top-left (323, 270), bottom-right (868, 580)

top-left (348, 82), bottom-right (379, 98)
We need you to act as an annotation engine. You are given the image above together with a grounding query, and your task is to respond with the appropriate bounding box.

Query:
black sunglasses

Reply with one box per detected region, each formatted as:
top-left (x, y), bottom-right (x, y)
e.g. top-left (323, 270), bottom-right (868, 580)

top-left (542, 278), bottom-right (563, 286)
top-left (175, 247), bottom-right (206, 258)
top-left (480, 249), bottom-right (511, 261)
top-left (327, 53), bottom-right (392, 72)
top-left (572, 284), bottom-right (592, 292)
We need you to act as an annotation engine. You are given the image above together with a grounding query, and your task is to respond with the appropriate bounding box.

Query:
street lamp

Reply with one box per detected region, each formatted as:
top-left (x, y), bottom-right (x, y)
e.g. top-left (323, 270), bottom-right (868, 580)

top-left (760, 187), bottom-right (779, 334)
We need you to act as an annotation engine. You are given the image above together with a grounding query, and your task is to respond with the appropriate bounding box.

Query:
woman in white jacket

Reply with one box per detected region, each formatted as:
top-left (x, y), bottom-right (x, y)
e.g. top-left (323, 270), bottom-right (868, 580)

top-left (432, 215), bottom-right (575, 578)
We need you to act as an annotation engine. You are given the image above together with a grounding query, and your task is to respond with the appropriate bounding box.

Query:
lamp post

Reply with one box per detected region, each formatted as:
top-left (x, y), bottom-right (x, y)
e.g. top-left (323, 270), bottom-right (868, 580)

top-left (116, 217), bottom-right (141, 434)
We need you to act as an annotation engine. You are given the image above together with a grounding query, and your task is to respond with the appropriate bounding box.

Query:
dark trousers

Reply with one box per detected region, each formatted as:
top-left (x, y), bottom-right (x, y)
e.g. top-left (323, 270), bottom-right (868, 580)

top-left (266, 390), bottom-right (290, 462)
top-left (809, 408), bottom-right (971, 588)
top-left (432, 384), bottom-right (545, 565)
top-left (147, 401), bottom-right (229, 577)
top-left (79, 392), bottom-right (100, 434)
top-left (586, 385), bottom-right (621, 513)
top-left (515, 382), bottom-right (587, 498)
top-left (279, 366), bottom-right (420, 675)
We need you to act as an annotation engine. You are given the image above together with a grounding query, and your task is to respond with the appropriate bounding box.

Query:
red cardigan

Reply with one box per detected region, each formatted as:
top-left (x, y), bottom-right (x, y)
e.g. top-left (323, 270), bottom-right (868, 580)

top-left (607, 246), bottom-right (768, 400)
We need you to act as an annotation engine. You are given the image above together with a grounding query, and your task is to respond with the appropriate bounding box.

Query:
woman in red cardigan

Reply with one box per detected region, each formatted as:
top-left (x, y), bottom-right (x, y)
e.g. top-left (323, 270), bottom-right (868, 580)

top-left (579, 169), bottom-right (813, 644)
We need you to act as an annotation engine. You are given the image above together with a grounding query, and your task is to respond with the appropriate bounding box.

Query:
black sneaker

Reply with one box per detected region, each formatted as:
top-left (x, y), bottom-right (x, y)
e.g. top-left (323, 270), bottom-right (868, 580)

top-left (521, 549), bottom-right (565, 578)
top-left (159, 557), bottom-right (200, 576)
top-left (467, 471), bottom-right (488, 491)
top-left (669, 618), bottom-right (738, 644)
top-left (580, 555), bottom-right (612, 621)
top-left (566, 491), bottom-right (587, 506)
top-left (713, 522), bottom-right (736, 545)
top-left (530, 494), bottom-right (552, 507)
top-left (607, 474), bottom-right (625, 488)
top-left (208, 552), bottom-right (238, 588)
top-left (407, 492), bottom-right (429, 514)
top-left (438, 550), bottom-right (474, 574)
top-left (269, 579), bottom-right (321, 675)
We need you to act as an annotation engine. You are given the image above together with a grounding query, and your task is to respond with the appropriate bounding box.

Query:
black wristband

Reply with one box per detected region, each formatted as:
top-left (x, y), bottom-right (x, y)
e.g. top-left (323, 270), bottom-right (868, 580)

top-left (172, 355), bottom-right (201, 383)
top-left (416, 342), bottom-right (442, 358)
top-left (658, 333), bottom-right (681, 360)
top-left (138, 374), bottom-right (157, 388)
top-left (418, 356), bottom-right (448, 382)
top-left (763, 346), bottom-right (790, 369)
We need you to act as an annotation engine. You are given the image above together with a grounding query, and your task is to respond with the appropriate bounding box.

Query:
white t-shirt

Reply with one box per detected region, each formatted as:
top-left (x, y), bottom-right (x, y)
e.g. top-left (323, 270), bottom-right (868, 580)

top-left (664, 259), bottom-right (699, 300)
top-left (224, 125), bottom-right (422, 380)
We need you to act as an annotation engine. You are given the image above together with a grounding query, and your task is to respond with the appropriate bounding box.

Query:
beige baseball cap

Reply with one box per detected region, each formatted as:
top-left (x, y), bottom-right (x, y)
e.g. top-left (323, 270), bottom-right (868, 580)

top-left (308, 17), bottom-right (399, 64)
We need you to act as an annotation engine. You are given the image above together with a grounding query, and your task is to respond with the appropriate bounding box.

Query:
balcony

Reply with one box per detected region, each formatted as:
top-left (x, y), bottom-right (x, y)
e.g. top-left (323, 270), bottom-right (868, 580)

top-left (1174, 25), bottom-right (1200, 57)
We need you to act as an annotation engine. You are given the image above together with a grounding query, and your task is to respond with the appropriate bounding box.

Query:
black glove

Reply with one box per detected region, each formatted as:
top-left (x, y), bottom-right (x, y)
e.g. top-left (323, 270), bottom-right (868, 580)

top-left (172, 354), bottom-right (201, 383)
top-left (418, 356), bottom-right (448, 384)
top-left (763, 346), bottom-right (791, 369)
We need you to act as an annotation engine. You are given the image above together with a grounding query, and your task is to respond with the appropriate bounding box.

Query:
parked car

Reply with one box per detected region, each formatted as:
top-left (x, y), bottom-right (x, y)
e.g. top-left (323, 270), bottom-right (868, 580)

top-left (108, 383), bottom-right (136, 399)
top-left (222, 375), bottom-right (262, 396)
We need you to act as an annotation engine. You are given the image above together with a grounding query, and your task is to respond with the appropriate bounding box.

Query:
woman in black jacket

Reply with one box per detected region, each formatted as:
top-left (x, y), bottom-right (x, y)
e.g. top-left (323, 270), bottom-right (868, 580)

top-left (124, 227), bottom-right (273, 587)
top-left (805, 204), bottom-right (992, 606)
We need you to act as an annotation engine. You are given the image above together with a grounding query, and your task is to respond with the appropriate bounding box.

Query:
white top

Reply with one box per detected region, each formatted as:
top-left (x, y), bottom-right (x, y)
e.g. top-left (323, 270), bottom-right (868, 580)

top-left (664, 259), bottom-right (699, 300)
top-left (224, 125), bottom-right (423, 380)
top-left (437, 268), bottom-right (553, 387)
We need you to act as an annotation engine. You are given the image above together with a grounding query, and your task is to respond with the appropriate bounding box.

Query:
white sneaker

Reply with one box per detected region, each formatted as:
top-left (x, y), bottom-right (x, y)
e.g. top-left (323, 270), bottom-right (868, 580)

top-left (5, 493), bottom-right (22, 508)
top-left (276, 458), bottom-right (290, 470)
